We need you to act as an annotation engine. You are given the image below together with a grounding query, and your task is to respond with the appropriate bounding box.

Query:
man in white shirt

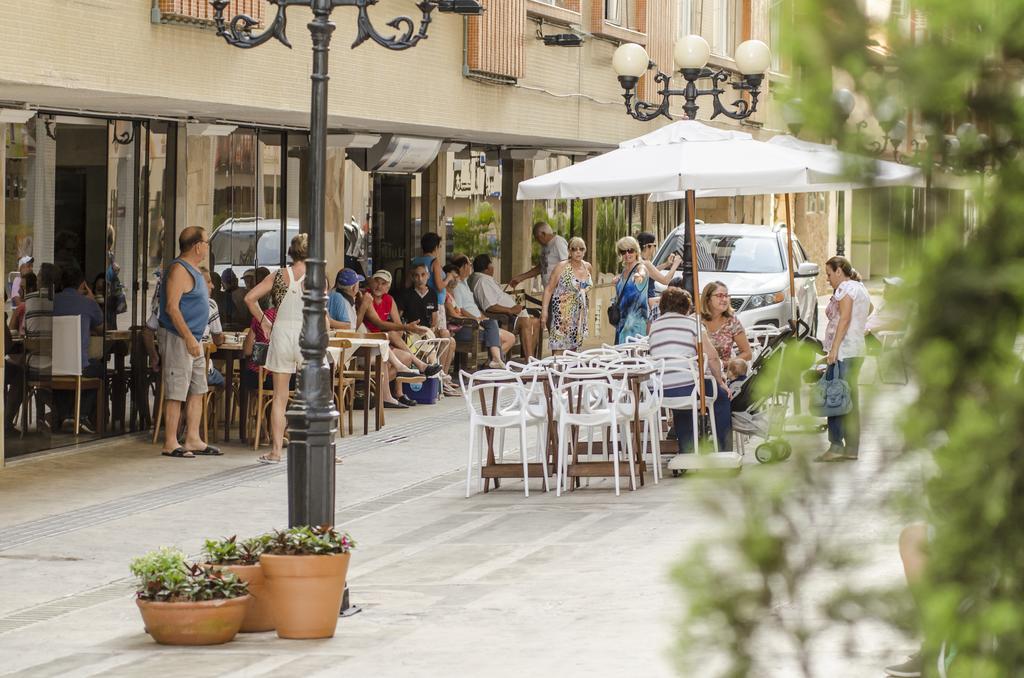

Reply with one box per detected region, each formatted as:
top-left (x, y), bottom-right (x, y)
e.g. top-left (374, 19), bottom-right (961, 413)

top-left (470, 254), bottom-right (540, 359)
top-left (508, 221), bottom-right (568, 290)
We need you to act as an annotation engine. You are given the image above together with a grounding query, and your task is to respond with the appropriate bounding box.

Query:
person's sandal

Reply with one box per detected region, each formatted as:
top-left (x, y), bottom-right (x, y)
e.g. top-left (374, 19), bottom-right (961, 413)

top-left (257, 454), bottom-right (283, 464)
top-left (161, 448), bottom-right (195, 459)
top-left (814, 448), bottom-right (847, 462)
top-left (190, 445), bottom-right (223, 456)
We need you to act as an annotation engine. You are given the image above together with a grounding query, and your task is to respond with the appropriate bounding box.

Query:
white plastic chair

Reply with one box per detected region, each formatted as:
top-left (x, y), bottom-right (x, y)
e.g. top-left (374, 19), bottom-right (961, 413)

top-left (607, 356), bottom-right (665, 483)
top-left (459, 369), bottom-right (550, 498)
top-left (52, 315), bottom-right (103, 435)
top-left (549, 367), bottom-right (636, 496)
top-left (659, 357), bottom-right (720, 457)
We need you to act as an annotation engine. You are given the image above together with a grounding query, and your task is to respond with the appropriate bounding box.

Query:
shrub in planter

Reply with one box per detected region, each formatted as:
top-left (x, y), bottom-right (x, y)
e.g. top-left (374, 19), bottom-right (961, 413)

top-left (203, 535), bottom-right (275, 633)
top-left (259, 526), bottom-right (356, 639)
top-left (130, 547), bottom-right (250, 646)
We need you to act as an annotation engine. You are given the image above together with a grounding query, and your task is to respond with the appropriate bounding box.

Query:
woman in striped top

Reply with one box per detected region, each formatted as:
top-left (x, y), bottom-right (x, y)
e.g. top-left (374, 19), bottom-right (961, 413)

top-left (648, 287), bottom-right (733, 452)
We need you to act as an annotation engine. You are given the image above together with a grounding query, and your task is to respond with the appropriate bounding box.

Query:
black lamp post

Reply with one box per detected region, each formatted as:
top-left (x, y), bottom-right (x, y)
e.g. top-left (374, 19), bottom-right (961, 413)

top-left (611, 35), bottom-right (771, 122)
top-left (210, 0), bottom-right (481, 528)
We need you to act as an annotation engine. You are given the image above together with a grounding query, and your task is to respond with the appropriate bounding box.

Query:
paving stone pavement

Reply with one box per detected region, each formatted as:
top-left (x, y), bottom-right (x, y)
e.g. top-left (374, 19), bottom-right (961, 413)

top-left (0, 358), bottom-right (921, 678)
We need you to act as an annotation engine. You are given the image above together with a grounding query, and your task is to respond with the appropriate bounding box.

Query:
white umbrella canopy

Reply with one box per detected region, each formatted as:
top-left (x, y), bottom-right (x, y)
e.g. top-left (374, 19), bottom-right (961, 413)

top-left (516, 121), bottom-right (826, 201)
top-left (647, 133), bottom-right (923, 202)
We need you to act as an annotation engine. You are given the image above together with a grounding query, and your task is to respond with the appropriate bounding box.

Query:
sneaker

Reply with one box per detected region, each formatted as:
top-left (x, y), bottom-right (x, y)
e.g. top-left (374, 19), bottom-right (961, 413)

top-left (397, 370), bottom-right (420, 379)
top-left (487, 359), bottom-right (506, 370)
top-left (885, 651), bottom-right (922, 677)
top-left (78, 419), bottom-right (96, 435)
top-left (383, 400), bottom-right (409, 409)
top-left (423, 363), bottom-right (443, 378)
top-left (398, 395), bottom-right (418, 407)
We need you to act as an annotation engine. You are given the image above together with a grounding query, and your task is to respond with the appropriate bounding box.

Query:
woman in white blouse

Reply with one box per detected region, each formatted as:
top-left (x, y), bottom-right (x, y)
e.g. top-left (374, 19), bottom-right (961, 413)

top-left (817, 256), bottom-right (872, 462)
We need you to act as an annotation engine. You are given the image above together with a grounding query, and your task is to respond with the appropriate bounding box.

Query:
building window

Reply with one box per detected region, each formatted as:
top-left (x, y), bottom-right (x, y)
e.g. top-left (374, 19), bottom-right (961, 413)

top-left (606, 0), bottom-right (638, 30)
top-left (769, 0), bottom-right (783, 72)
top-left (712, 0), bottom-right (739, 57)
top-left (678, 0), bottom-right (693, 36)
top-left (534, 0), bottom-right (573, 8)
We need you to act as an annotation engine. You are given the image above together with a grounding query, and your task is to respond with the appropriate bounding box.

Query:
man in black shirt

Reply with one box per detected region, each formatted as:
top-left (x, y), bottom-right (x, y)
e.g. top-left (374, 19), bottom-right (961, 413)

top-left (398, 263), bottom-right (456, 389)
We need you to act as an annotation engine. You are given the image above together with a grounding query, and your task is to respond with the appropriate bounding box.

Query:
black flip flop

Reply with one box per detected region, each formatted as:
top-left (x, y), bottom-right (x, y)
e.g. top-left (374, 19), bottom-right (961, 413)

top-left (190, 446), bottom-right (223, 456)
top-left (161, 448), bottom-right (195, 459)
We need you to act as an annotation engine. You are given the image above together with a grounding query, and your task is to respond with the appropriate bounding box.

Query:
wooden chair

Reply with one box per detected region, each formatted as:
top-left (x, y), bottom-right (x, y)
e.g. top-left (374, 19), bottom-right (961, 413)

top-left (152, 341), bottom-right (216, 444)
top-left (451, 318), bottom-right (483, 372)
top-left (202, 342), bottom-right (223, 443)
top-left (48, 316), bottom-right (104, 436)
top-left (329, 337), bottom-right (354, 437)
top-left (252, 365), bottom-right (297, 450)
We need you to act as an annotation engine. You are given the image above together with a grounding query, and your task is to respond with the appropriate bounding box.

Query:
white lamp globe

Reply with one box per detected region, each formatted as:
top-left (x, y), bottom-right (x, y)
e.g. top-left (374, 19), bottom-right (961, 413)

top-left (612, 43), bottom-right (650, 78)
top-left (734, 39), bottom-right (771, 75)
top-left (673, 34), bottom-right (710, 70)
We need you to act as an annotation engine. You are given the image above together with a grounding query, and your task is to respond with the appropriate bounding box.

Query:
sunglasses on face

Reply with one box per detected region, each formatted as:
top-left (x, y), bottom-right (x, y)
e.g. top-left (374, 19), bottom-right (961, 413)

top-left (570, 246), bottom-right (586, 252)
top-left (618, 248), bottom-right (636, 255)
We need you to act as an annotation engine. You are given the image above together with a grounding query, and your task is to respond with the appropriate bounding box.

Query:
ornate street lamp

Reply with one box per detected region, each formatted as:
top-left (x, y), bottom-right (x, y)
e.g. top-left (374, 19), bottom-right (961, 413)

top-left (611, 35), bottom-right (771, 121)
top-left (210, 0), bottom-right (481, 528)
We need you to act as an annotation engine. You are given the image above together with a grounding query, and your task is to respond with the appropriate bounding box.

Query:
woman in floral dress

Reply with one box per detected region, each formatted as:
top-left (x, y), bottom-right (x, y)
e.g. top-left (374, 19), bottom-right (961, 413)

top-left (700, 281), bottom-right (753, 363)
top-left (542, 237), bottom-right (593, 354)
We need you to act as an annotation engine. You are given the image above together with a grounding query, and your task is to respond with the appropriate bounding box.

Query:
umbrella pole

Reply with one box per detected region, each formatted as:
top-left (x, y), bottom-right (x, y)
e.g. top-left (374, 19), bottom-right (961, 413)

top-left (687, 189), bottom-right (709, 441)
top-left (785, 193), bottom-right (798, 329)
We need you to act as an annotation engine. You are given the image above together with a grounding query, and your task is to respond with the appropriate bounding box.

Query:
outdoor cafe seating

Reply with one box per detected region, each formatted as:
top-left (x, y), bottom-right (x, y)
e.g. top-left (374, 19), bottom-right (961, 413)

top-left (459, 340), bottom-right (713, 498)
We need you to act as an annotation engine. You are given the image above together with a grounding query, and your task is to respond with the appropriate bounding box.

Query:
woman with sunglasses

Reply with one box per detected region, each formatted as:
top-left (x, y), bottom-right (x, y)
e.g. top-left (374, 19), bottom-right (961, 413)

top-left (541, 237), bottom-right (592, 355)
top-left (612, 236), bottom-right (681, 343)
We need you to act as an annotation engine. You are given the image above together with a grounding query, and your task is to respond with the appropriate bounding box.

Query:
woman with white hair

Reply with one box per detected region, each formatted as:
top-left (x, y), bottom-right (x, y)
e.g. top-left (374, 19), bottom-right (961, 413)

top-left (612, 235), bottom-right (681, 343)
top-left (541, 236), bottom-right (592, 354)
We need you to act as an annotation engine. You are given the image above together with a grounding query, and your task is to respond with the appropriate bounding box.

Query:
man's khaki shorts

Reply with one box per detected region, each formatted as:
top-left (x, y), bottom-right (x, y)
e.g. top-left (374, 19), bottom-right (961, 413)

top-left (158, 328), bottom-right (208, 402)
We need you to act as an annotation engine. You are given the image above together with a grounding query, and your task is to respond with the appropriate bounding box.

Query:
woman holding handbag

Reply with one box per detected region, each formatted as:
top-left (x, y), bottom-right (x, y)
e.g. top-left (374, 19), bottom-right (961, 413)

top-left (611, 236), bottom-right (680, 343)
top-left (816, 256), bottom-right (872, 462)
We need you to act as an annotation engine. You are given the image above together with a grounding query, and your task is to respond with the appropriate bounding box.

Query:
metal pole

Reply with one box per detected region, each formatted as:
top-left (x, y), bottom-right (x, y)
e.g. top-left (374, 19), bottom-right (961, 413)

top-left (784, 193), bottom-right (797, 326)
top-left (286, 1), bottom-right (338, 528)
top-left (836, 190), bottom-right (846, 256)
top-left (686, 189), bottom-right (708, 432)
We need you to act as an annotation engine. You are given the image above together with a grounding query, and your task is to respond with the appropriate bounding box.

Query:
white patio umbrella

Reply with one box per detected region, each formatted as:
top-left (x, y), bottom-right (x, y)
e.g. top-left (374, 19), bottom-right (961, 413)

top-left (646, 134), bottom-right (923, 325)
top-left (516, 121), bottom-right (840, 201)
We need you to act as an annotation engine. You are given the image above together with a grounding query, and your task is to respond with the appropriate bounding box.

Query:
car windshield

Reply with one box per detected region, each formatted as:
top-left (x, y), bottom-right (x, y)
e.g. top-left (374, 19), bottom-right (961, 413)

top-left (654, 231), bottom-right (784, 273)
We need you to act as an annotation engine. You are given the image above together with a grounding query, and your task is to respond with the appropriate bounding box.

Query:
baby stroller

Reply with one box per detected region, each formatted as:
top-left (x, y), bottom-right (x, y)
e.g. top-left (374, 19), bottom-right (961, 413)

top-left (730, 325), bottom-right (795, 463)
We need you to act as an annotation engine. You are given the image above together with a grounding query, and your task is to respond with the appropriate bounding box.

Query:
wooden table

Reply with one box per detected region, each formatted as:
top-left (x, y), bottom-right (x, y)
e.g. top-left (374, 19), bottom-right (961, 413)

top-left (105, 330), bottom-right (131, 433)
top-left (339, 338), bottom-right (389, 435)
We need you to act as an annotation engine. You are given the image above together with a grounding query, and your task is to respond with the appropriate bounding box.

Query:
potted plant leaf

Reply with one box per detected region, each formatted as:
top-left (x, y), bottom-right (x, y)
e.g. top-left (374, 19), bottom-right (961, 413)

top-left (259, 525), bottom-right (356, 639)
top-left (203, 535), bottom-right (274, 632)
top-left (130, 547), bottom-right (250, 645)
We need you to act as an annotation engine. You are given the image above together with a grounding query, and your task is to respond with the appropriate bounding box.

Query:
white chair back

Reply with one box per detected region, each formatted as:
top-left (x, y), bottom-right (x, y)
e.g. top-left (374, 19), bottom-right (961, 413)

top-left (52, 316), bottom-right (83, 377)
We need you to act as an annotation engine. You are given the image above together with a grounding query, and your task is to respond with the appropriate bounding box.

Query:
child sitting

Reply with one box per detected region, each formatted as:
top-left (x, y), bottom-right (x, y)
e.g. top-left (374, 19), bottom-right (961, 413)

top-left (726, 357), bottom-right (749, 391)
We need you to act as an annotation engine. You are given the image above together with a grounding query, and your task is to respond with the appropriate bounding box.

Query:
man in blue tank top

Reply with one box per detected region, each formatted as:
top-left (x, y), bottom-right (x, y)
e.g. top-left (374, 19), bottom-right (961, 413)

top-left (157, 226), bottom-right (219, 459)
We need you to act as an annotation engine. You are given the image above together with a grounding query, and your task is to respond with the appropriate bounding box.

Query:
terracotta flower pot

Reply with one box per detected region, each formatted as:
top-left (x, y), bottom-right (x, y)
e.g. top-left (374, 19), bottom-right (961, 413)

top-left (207, 563), bottom-right (275, 633)
top-left (136, 595), bottom-right (249, 645)
top-left (260, 553), bottom-right (350, 639)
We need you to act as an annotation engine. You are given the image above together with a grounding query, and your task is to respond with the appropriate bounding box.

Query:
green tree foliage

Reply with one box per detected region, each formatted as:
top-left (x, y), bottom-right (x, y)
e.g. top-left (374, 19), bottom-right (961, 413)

top-left (673, 1), bottom-right (1023, 676)
top-left (452, 201), bottom-right (499, 258)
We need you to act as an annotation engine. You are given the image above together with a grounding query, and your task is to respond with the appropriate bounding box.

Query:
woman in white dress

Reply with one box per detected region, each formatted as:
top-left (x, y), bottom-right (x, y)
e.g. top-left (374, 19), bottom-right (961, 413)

top-left (817, 256), bottom-right (872, 462)
top-left (244, 234), bottom-right (308, 464)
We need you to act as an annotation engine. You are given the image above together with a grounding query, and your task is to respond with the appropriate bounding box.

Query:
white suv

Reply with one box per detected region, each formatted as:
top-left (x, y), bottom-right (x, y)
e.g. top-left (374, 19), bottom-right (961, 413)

top-left (651, 223), bottom-right (821, 332)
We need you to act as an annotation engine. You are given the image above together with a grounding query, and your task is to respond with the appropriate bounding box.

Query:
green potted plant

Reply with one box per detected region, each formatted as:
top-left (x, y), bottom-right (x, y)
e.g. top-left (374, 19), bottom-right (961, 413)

top-left (203, 535), bottom-right (274, 632)
top-left (259, 525), bottom-right (356, 639)
top-left (130, 547), bottom-right (250, 646)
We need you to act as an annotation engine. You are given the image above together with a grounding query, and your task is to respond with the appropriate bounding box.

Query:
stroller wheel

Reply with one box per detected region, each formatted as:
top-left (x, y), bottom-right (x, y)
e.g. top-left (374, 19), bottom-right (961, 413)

top-left (777, 440), bottom-right (793, 461)
top-left (754, 443), bottom-right (774, 464)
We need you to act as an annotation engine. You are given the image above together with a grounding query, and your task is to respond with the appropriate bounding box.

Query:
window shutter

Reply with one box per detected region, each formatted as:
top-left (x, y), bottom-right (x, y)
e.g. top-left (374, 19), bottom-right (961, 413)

top-left (467, 0), bottom-right (526, 81)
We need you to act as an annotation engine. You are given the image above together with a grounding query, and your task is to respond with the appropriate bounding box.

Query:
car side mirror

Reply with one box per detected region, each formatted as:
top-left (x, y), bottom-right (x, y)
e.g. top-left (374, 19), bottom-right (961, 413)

top-left (796, 262), bottom-right (819, 278)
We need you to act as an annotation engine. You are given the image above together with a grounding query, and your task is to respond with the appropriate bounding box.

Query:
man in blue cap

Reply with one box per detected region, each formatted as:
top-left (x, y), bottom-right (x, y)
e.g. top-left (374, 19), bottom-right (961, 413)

top-left (328, 268), bottom-right (364, 330)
